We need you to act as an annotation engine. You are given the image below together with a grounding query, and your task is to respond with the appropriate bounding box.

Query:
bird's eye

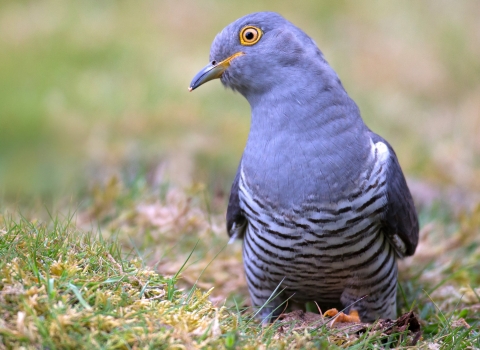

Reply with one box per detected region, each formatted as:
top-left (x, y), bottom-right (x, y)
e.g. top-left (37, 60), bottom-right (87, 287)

top-left (240, 26), bottom-right (262, 46)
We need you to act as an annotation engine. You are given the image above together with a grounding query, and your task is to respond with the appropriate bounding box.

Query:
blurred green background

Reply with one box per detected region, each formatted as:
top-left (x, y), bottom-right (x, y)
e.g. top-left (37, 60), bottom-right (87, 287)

top-left (1, 0), bottom-right (479, 202)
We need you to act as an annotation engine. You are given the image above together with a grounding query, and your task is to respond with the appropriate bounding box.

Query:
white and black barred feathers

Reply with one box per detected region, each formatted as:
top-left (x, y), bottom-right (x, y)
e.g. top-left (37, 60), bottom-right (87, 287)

top-left (227, 135), bottom-right (418, 322)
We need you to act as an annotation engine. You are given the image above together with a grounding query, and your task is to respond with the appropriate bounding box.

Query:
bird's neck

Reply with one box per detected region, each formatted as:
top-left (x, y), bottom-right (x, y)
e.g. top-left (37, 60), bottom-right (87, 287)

top-left (247, 65), bottom-right (366, 145)
top-left (241, 68), bottom-right (372, 206)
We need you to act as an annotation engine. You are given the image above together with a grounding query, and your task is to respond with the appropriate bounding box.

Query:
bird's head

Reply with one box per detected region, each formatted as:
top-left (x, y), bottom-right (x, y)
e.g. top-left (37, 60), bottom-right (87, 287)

top-left (189, 12), bottom-right (326, 100)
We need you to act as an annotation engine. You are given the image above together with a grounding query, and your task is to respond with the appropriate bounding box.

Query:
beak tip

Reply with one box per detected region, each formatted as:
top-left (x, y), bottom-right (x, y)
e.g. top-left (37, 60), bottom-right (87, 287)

top-left (188, 86), bottom-right (193, 92)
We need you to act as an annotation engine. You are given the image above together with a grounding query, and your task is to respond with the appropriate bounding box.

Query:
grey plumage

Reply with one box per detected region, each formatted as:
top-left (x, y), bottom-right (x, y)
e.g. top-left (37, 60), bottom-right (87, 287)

top-left (190, 12), bottom-right (418, 323)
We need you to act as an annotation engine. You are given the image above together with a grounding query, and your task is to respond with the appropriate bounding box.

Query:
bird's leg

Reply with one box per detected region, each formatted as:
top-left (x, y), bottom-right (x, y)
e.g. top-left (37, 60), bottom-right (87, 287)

top-left (323, 308), bottom-right (361, 324)
top-left (339, 265), bottom-right (399, 323)
top-left (258, 305), bottom-right (283, 325)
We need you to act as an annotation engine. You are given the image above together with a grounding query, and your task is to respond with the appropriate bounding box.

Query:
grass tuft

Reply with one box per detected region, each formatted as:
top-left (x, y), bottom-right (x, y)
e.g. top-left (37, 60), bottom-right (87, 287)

top-left (0, 215), bottom-right (233, 348)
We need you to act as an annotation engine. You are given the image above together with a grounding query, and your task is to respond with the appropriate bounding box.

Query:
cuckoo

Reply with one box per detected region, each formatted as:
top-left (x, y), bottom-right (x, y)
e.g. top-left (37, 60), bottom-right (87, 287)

top-left (189, 12), bottom-right (419, 323)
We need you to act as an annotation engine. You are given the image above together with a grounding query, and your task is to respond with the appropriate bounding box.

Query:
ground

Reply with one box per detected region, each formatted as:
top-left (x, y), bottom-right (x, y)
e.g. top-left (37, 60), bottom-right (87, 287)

top-left (1, 180), bottom-right (479, 348)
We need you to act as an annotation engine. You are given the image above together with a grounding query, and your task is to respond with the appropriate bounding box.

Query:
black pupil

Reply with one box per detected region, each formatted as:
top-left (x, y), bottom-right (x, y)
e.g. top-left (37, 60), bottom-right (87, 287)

top-left (245, 30), bottom-right (255, 40)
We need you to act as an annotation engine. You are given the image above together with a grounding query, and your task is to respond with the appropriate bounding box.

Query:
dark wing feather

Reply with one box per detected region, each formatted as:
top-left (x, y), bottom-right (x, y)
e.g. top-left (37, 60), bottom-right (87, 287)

top-left (226, 165), bottom-right (247, 239)
top-left (370, 132), bottom-right (419, 257)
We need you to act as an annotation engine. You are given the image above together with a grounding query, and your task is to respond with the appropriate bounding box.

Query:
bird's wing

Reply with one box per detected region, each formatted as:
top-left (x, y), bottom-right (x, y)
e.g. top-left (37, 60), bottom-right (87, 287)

top-left (370, 132), bottom-right (419, 258)
top-left (226, 163), bottom-right (247, 241)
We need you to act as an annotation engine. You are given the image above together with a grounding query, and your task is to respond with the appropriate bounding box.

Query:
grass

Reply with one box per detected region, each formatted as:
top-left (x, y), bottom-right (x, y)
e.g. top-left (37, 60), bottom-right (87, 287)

top-left (0, 214), bottom-right (233, 348)
top-left (1, 0), bottom-right (480, 348)
top-left (1, 180), bottom-right (480, 349)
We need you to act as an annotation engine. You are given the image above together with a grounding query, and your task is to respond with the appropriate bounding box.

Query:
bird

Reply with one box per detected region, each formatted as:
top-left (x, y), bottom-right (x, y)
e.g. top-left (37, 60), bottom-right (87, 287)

top-left (189, 11), bottom-right (419, 323)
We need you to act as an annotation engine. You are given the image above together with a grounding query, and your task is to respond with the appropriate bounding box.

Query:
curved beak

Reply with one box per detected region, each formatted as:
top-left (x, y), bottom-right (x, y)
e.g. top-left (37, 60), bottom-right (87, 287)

top-left (189, 52), bottom-right (244, 91)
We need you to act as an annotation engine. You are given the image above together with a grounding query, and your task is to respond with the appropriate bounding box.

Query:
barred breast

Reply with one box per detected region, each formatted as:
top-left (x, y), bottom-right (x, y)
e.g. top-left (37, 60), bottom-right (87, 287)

top-left (239, 139), bottom-right (398, 322)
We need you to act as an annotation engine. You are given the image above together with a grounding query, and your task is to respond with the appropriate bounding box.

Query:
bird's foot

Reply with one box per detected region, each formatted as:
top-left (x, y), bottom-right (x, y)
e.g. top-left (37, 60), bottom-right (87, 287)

top-left (323, 308), bottom-right (360, 325)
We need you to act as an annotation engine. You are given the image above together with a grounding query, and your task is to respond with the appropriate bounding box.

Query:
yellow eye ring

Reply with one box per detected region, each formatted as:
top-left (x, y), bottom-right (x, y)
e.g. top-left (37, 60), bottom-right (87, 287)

top-left (239, 26), bottom-right (262, 46)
